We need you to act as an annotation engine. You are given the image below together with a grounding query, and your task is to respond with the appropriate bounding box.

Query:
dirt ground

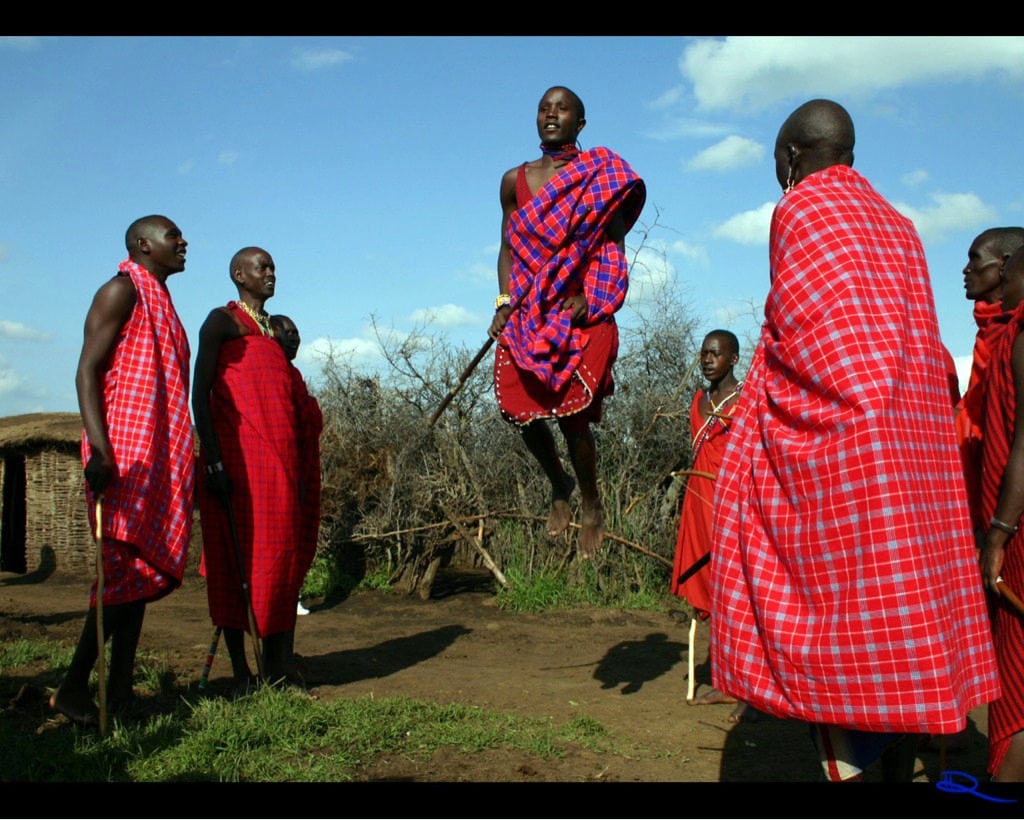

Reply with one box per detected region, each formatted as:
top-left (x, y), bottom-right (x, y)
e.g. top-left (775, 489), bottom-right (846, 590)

top-left (0, 562), bottom-right (995, 791)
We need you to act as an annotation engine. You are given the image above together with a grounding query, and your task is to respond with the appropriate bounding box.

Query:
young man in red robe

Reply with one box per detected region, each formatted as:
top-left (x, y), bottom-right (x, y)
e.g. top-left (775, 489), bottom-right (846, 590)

top-left (488, 85), bottom-right (645, 559)
top-left (978, 244), bottom-right (1024, 781)
top-left (193, 247), bottom-right (315, 690)
top-left (51, 215), bottom-right (195, 725)
top-left (710, 99), bottom-right (1000, 782)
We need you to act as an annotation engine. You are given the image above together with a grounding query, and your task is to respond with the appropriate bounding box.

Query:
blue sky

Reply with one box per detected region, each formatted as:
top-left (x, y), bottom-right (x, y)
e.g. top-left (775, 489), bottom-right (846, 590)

top-left (2, 35), bottom-right (1024, 419)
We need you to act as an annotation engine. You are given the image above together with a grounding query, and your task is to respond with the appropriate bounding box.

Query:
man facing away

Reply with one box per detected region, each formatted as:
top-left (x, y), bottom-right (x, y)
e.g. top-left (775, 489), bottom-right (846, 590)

top-left (50, 215), bottom-right (195, 725)
top-left (488, 85), bottom-right (646, 559)
top-left (709, 99), bottom-right (1000, 782)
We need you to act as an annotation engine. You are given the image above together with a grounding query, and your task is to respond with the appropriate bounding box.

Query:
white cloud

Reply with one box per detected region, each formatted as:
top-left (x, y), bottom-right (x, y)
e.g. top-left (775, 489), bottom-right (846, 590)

top-left (305, 335), bottom-right (382, 372)
top-left (408, 304), bottom-right (480, 329)
top-left (893, 192), bottom-right (997, 242)
top-left (686, 135), bottom-right (764, 172)
top-left (0, 320), bottom-right (48, 341)
top-left (713, 201), bottom-right (776, 245)
top-left (644, 117), bottom-right (732, 142)
top-left (681, 36), bottom-right (1024, 112)
top-left (649, 86), bottom-right (684, 110)
top-left (291, 48), bottom-right (355, 72)
top-left (902, 169), bottom-right (929, 188)
top-left (625, 244), bottom-right (675, 307)
top-left (218, 150), bottom-right (239, 166)
top-left (177, 159), bottom-right (196, 175)
top-left (0, 244), bottom-right (8, 262)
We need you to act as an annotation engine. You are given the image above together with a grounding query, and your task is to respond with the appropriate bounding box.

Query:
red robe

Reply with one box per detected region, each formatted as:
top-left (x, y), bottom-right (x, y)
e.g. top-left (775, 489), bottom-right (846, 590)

top-left (958, 300), bottom-right (1006, 535)
top-left (710, 165), bottom-right (999, 734)
top-left (197, 304), bottom-right (312, 636)
top-left (670, 385), bottom-right (741, 614)
top-left (978, 301), bottom-right (1024, 777)
top-left (83, 259), bottom-right (194, 606)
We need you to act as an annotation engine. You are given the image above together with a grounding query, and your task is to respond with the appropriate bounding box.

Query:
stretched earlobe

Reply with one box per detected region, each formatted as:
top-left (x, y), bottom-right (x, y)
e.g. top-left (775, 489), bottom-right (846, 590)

top-left (785, 164), bottom-right (796, 194)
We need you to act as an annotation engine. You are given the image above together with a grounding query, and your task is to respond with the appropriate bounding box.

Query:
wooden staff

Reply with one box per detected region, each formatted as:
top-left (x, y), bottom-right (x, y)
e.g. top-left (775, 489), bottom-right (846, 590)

top-left (429, 336), bottom-right (496, 427)
top-left (997, 577), bottom-right (1024, 618)
top-left (224, 499), bottom-right (265, 681)
top-left (94, 496), bottom-right (107, 737)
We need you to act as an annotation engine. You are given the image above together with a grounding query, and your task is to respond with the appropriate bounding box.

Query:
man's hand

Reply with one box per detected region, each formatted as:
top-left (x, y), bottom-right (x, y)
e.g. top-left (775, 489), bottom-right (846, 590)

top-left (83, 453), bottom-right (115, 496)
top-left (562, 294), bottom-right (588, 325)
top-left (488, 304), bottom-right (513, 340)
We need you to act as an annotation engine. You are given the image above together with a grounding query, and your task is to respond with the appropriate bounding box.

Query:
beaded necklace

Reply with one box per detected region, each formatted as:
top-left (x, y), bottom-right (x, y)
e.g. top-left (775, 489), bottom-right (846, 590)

top-left (237, 300), bottom-right (273, 337)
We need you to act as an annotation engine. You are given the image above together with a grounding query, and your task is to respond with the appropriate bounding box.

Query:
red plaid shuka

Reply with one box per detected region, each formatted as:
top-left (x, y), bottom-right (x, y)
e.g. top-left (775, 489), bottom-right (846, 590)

top-left (978, 300), bottom-right (1024, 777)
top-left (710, 165), bottom-right (1000, 733)
top-left (500, 146), bottom-right (645, 394)
top-left (197, 303), bottom-right (308, 637)
top-left (83, 259), bottom-right (194, 607)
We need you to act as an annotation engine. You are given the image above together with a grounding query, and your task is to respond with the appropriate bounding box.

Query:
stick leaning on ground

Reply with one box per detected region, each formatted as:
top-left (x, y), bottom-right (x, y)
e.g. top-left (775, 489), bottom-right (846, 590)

top-left (94, 496), bottom-right (107, 737)
top-left (223, 497), bottom-right (265, 681)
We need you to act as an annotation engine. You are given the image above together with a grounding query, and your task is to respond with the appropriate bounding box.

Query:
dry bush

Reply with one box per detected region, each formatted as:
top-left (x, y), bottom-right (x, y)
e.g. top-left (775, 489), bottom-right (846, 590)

top-left (311, 222), bottom-right (709, 600)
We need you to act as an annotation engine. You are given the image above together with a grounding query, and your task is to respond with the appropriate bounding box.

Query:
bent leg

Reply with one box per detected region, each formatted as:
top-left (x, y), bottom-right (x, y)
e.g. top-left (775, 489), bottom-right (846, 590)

top-left (49, 608), bottom-right (102, 725)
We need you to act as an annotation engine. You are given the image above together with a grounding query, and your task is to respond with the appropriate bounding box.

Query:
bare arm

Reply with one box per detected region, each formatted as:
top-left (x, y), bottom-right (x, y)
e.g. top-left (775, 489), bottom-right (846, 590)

top-left (75, 275), bottom-right (136, 496)
top-left (191, 307), bottom-right (239, 493)
top-left (982, 330), bottom-right (1024, 595)
top-left (488, 167), bottom-right (519, 341)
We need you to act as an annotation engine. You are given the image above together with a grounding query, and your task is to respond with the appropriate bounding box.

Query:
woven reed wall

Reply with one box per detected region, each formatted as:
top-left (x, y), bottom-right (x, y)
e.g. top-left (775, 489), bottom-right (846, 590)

top-left (24, 448), bottom-right (91, 575)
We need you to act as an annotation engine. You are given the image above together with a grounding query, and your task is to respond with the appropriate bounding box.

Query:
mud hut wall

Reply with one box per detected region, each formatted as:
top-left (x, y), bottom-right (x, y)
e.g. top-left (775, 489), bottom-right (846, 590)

top-left (25, 448), bottom-right (91, 575)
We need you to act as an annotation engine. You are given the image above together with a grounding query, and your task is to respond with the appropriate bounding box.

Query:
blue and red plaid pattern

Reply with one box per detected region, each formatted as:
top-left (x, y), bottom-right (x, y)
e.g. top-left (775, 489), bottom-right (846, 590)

top-left (709, 165), bottom-right (1000, 733)
top-left (503, 146), bottom-right (645, 391)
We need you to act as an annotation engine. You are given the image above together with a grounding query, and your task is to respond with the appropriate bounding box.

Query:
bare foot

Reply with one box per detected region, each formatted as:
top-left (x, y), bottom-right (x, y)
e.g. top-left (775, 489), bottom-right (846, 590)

top-left (49, 685), bottom-right (99, 726)
top-left (728, 701), bottom-right (760, 723)
top-left (687, 685), bottom-right (738, 706)
top-left (578, 503), bottom-right (604, 559)
top-left (546, 475), bottom-right (576, 537)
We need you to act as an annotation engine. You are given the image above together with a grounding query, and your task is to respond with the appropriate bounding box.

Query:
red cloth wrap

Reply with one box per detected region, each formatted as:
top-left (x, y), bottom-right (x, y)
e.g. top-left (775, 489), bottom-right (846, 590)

top-left (670, 386), bottom-right (740, 613)
top-left (957, 300), bottom-right (1006, 534)
top-left (978, 300), bottom-right (1024, 777)
top-left (83, 259), bottom-right (195, 607)
top-left (710, 165), bottom-right (1000, 733)
top-left (197, 304), bottom-right (315, 636)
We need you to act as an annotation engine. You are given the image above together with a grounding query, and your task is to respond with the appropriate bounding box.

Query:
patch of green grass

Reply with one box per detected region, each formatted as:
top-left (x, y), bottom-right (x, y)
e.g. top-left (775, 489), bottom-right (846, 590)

top-left (0, 637), bottom-right (71, 672)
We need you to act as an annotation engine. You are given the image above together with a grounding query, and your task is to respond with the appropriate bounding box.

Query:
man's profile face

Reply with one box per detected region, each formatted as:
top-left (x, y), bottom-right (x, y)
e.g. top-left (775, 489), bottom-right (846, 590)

top-left (963, 236), bottom-right (1004, 304)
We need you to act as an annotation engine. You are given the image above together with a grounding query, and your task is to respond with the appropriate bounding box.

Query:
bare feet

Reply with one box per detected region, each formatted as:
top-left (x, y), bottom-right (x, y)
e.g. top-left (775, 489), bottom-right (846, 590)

top-left (578, 503), bottom-right (604, 559)
top-left (687, 685), bottom-right (738, 706)
top-left (49, 685), bottom-right (99, 726)
top-left (728, 702), bottom-right (760, 723)
top-left (546, 475), bottom-right (576, 538)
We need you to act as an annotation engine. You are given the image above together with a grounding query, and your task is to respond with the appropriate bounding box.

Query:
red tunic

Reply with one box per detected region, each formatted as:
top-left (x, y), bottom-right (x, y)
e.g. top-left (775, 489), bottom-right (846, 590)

top-left (83, 259), bottom-right (194, 607)
top-left (669, 385), bottom-right (741, 614)
top-left (977, 301), bottom-right (1024, 777)
top-left (197, 304), bottom-right (309, 636)
top-left (494, 148), bottom-right (645, 425)
top-left (710, 165), bottom-right (1000, 733)
top-left (957, 300), bottom-right (1006, 534)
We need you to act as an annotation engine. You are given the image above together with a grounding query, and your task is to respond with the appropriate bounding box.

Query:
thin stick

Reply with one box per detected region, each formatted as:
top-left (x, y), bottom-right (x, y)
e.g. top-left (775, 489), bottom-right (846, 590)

top-left (428, 337), bottom-right (496, 427)
top-left (198, 625), bottom-right (222, 692)
top-left (686, 617), bottom-right (697, 702)
top-left (94, 497), bottom-right (107, 737)
top-left (997, 578), bottom-right (1024, 618)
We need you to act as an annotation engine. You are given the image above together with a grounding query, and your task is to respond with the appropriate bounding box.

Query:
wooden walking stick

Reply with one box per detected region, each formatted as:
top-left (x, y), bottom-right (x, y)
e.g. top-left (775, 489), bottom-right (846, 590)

top-left (997, 576), bottom-right (1024, 618)
top-left (94, 496), bottom-right (107, 737)
top-left (429, 336), bottom-right (496, 427)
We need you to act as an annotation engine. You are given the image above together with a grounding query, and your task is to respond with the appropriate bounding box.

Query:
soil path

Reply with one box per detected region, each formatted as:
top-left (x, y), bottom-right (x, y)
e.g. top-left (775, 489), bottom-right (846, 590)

top-left (0, 567), bottom-right (991, 787)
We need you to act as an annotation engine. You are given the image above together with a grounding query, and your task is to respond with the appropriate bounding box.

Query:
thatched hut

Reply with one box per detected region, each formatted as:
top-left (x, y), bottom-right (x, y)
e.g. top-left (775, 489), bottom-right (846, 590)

top-left (0, 412), bottom-right (90, 576)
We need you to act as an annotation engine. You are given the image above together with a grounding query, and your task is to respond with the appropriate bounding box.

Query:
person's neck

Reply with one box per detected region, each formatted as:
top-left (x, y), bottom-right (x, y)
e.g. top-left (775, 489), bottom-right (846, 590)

top-left (540, 142), bottom-right (580, 166)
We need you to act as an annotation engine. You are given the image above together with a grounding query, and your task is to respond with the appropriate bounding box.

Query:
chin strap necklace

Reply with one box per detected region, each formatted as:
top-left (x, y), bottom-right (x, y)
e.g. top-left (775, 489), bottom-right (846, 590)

top-left (237, 300), bottom-right (273, 337)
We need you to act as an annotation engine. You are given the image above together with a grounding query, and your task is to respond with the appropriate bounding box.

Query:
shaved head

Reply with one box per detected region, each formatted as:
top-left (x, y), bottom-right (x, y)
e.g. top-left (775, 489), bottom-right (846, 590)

top-left (775, 99), bottom-right (855, 190)
top-left (125, 214), bottom-right (171, 252)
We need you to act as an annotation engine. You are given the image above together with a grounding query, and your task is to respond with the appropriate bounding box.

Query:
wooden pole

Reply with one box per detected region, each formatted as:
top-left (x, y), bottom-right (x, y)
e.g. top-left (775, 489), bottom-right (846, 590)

top-left (94, 497), bottom-right (107, 737)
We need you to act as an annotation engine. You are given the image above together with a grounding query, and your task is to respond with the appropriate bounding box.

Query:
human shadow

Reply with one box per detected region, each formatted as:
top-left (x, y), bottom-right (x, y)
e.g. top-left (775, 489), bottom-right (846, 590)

top-left (592, 631), bottom-right (686, 694)
top-left (301, 624), bottom-right (473, 685)
top-left (0, 545), bottom-right (56, 585)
